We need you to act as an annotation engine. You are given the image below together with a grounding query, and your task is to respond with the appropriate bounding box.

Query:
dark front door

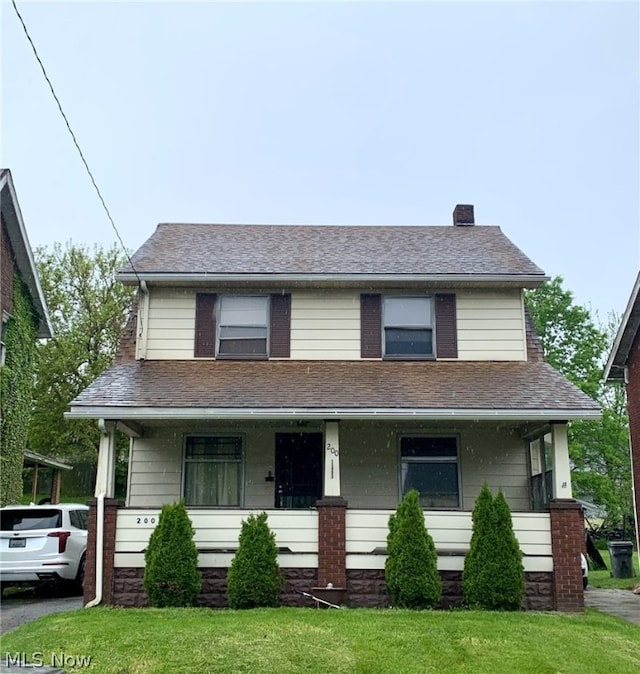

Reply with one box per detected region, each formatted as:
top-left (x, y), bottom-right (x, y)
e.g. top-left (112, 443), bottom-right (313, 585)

top-left (275, 433), bottom-right (323, 508)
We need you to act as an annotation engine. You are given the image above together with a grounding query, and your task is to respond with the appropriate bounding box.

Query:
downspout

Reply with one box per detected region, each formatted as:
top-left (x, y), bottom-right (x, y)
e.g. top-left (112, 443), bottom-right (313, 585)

top-left (84, 492), bottom-right (105, 608)
top-left (138, 280), bottom-right (149, 361)
top-left (86, 417), bottom-right (110, 608)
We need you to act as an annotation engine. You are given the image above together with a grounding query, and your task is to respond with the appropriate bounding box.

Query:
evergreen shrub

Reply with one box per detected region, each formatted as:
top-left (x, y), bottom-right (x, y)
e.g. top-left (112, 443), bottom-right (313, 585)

top-left (385, 489), bottom-right (441, 609)
top-left (227, 512), bottom-right (283, 609)
top-left (462, 483), bottom-right (525, 610)
top-left (143, 500), bottom-right (201, 607)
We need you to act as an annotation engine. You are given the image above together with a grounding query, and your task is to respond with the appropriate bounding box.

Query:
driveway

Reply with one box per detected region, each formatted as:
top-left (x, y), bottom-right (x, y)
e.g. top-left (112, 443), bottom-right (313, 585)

top-left (584, 587), bottom-right (640, 626)
top-left (0, 590), bottom-right (83, 635)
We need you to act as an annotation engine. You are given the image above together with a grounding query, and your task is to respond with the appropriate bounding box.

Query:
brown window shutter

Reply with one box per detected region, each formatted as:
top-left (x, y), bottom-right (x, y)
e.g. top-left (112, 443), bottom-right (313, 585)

top-left (435, 293), bottom-right (458, 359)
top-left (195, 293), bottom-right (217, 357)
top-left (270, 293), bottom-right (291, 358)
top-left (361, 294), bottom-right (382, 358)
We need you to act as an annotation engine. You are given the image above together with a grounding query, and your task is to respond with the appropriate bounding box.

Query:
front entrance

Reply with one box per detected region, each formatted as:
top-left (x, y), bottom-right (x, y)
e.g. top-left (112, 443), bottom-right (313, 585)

top-left (274, 433), bottom-right (323, 508)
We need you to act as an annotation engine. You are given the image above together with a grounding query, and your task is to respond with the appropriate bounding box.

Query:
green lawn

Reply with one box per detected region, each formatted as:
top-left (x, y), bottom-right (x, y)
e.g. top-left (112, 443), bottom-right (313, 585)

top-left (1, 607), bottom-right (639, 674)
top-left (589, 549), bottom-right (639, 590)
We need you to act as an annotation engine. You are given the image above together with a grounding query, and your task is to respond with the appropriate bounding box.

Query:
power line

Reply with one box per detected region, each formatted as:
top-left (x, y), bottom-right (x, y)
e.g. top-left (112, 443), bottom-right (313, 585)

top-left (10, 0), bottom-right (141, 282)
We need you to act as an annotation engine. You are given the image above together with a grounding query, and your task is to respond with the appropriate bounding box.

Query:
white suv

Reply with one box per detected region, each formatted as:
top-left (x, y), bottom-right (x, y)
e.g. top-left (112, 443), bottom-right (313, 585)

top-left (0, 503), bottom-right (88, 594)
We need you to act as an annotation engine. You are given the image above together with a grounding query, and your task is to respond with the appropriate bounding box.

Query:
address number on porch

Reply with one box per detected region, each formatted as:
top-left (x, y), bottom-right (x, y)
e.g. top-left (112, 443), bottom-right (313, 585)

top-left (136, 517), bottom-right (157, 525)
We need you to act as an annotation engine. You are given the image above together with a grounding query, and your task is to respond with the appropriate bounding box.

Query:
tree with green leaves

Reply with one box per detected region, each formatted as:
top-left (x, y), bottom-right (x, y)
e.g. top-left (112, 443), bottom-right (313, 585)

top-left (525, 276), bottom-right (607, 399)
top-left (144, 500), bottom-right (201, 607)
top-left (385, 489), bottom-right (441, 609)
top-left (525, 277), bottom-right (632, 528)
top-left (227, 512), bottom-right (283, 609)
top-left (28, 243), bottom-right (134, 485)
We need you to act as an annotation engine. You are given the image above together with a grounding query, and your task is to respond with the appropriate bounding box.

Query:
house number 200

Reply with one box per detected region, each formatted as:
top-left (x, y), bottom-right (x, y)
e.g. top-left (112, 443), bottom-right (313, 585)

top-left (136, 517), bottom-right (157, 525)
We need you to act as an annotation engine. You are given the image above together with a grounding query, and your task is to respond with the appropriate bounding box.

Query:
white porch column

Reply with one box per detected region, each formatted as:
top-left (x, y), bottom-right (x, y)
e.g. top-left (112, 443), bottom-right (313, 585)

top-left (95, 420), bottom-right (117, 498)
top-left (323, 421), bottom-right (341, 497)
top-left (551, 423), bottom-right (573, 500)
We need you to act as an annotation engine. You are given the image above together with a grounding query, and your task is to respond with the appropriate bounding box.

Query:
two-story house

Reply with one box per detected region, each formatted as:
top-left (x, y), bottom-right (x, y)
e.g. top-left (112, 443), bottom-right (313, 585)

top-left (68, 205), bottom-right (600, 611)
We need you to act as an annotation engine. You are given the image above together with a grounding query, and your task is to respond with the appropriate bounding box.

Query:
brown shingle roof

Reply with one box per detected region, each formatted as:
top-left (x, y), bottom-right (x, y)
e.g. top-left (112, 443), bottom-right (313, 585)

top-left (121, 224), bottom-right (545, 277)
top-left (68, 359), bottom-right (599, 416)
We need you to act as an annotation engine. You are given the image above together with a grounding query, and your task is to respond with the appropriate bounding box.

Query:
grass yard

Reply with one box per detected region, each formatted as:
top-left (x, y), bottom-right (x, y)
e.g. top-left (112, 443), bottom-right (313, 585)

top-left (1, 607), bottom-right (639, 674)
top-left (589, 549), bottom-right (640, 590)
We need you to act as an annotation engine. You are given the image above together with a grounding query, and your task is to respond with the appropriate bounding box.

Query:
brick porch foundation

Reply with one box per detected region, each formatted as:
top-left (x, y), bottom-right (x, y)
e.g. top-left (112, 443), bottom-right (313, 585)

top-left (549, 499), bottom-right (585, 612)
top-left (316, 496), bottom-right (347, 588)
top-left (108, 566), bottom-right (554, 610)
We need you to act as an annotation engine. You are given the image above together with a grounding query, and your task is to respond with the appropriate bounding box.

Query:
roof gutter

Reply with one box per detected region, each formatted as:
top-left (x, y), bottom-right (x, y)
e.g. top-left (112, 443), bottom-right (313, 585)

top-left (116, 272), bottom-right (549, 287)
top-left (66, 406), bottom-right (601, 422)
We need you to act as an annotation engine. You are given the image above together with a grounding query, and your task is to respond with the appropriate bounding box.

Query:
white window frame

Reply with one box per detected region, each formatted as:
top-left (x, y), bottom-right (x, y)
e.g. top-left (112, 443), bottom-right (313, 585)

top-left (398, 434), bottom-right (461, 509)
top-left (216, 295), bottom-right (269, 358)
top-left (1, 310), bottom-right (11, 367)
top-left (182, 434), bottom-right (245, 507)
top-left (382, 296), bottom-right (434, 358)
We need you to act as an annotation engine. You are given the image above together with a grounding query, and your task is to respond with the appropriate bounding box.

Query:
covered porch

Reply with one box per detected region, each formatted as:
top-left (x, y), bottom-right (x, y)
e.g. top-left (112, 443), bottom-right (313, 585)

top-left (85, 415), bottom-right (581, 610)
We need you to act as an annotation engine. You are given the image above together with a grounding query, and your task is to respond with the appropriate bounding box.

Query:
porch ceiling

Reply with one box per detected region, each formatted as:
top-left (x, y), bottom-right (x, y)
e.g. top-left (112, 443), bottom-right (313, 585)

top-left (66, 360), bottom-right (601, 422)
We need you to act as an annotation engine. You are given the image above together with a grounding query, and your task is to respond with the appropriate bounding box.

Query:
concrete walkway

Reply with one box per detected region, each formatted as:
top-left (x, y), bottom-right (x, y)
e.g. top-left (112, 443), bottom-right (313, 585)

top-left (584, 587), bottom-right (640, 626)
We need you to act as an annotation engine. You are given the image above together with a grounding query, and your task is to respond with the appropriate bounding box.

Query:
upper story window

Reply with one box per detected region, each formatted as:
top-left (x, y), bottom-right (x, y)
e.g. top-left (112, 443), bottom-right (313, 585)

top-left (218, 296), bottom-right (269, 357)
top-left (383, 297), bottom-right (433, 357)
top-left (361, 293), bottom-right (457, 360)
top-left (194, 293), bottom-right (291, 359)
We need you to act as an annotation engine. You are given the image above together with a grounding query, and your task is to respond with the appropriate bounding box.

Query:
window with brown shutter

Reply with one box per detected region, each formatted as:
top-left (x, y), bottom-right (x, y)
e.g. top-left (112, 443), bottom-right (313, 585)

top-left (195, 293), bottom-right (292, 359)
top-left (194, 293), bottom-right (216, 357)
top-left (361, 292), bottom-right (458, 360)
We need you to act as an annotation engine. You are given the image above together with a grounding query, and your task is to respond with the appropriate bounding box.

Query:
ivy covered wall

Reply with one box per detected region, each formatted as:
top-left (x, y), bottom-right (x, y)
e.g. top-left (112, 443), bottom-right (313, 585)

top-left (0, 274), bottom-right (38, 506)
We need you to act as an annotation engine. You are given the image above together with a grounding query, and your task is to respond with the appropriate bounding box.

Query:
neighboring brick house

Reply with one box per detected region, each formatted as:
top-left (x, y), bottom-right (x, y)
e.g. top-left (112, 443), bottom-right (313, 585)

top-left (0, 169), bottom-right (51, 363)
top-left (1, 169), bottom-right (53, 502)
top-left (604, 271), bottom-right (640, 553)
top-left (68, 205), bottom-right (600, 611)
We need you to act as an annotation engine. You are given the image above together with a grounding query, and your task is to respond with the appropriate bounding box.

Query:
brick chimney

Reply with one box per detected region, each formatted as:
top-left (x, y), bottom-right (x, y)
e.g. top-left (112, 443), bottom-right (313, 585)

top-left (453, 204), bottom-right (474, 226)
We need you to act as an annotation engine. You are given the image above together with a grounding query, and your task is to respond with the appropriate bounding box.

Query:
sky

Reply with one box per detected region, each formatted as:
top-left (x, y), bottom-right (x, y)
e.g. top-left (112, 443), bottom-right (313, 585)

top-left (1, 0), bottom-right (639, 322)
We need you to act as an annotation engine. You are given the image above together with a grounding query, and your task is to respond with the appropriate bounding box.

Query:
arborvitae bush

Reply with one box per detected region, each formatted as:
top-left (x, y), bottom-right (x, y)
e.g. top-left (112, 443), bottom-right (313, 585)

top-left (463, 483), bottom-right (524, 610)
top-left (385, 489), bottom-right (441, 609)
top-left (143, 500), bottom-right (201, 607)
top-left (227, 512), bottom-right (283, 609)
top-left (492, 490), bottom-right (525, 609)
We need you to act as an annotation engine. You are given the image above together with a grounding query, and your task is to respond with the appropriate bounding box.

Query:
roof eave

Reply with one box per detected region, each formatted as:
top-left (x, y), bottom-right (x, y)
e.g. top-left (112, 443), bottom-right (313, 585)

top-left (0, 171), bottom-right (53, 338)
top-left (116, 272), bottom-right (549, 288)
top-left (604, 270), bottom-right (640, 381)
top-left (65, 406), bottom-right (601, 422)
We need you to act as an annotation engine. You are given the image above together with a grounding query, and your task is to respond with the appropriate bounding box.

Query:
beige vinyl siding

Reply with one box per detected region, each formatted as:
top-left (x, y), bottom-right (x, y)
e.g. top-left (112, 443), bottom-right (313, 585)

top-left (127, 421), bottom-right (529, 510)
top-left (127, 432), bottom-right (182, 506)
top-left (340, 421), bottom-right (529, 510)
top-left (345, 510), bottom-right (551, 572)
top-left (115, 509), bottom-right (318, 568)
top-left (290, 290), bottom-right (360, 359)
top-left (455, 289), bottom-right (526, 361)
top-left (145, 288), bottom-right (196, 360)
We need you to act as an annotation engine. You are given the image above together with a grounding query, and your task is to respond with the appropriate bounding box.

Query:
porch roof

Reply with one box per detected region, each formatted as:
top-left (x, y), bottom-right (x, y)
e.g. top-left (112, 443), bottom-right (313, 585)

top-left (66, 359), bottom-right (600, 422)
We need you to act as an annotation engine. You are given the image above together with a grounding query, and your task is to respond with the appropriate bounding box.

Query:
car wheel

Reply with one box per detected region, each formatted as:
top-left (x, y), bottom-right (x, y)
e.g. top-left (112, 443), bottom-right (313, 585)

top-left (73, 555), bottom-right (86, 595)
